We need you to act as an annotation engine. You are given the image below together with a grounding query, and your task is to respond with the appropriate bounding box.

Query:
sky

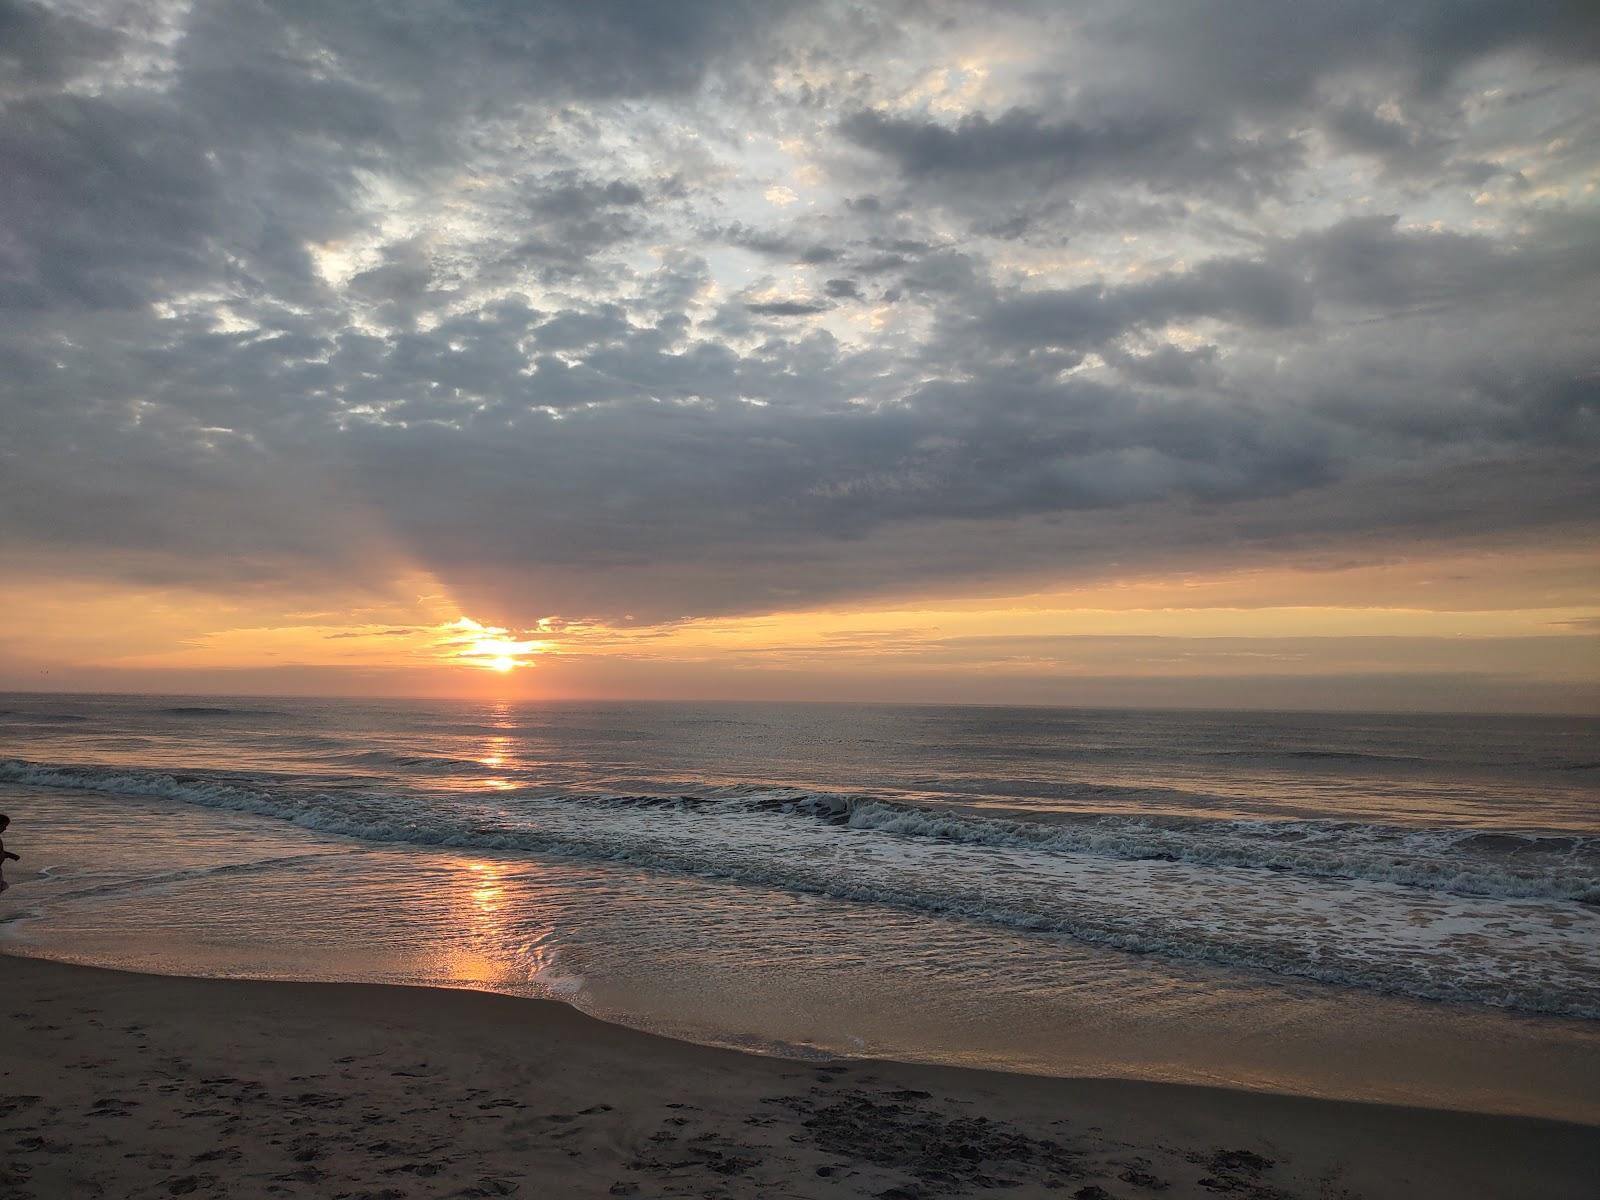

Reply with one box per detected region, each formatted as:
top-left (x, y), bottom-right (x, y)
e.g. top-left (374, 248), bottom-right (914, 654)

top-left (1, 0), bottom-right (1597, 711)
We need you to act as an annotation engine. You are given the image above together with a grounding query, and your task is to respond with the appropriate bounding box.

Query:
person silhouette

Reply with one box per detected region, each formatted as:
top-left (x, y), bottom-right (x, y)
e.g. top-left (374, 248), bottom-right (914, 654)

top-left (0, 815), bottom-right (18, 894)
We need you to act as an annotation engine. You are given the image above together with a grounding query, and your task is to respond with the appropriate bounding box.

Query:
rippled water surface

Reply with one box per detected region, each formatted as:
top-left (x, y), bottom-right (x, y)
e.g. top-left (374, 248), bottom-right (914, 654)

top-left (2, 694), bottom-right (1596, 1119)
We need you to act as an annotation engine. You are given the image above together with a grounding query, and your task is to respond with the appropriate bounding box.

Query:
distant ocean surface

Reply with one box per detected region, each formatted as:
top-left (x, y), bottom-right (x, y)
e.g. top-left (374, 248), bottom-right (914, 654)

top-left (3, 694), bottom-right (1597, 1114)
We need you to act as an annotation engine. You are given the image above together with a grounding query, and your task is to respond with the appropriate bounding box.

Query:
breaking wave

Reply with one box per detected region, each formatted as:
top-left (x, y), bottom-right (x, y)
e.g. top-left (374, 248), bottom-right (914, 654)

top-left (5, 756), bottom-right (1597, 1017)
top-left (2, 759), bottom-right (1594, 904)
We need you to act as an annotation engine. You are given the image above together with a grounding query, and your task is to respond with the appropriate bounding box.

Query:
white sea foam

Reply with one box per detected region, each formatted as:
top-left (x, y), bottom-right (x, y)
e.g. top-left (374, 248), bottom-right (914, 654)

top-left (812, 796), bottom-right (1600, 903)
top-left (4, 756), bottom-right (1597, 1018)
top-left (8, 759), bottom-right (1594, 901)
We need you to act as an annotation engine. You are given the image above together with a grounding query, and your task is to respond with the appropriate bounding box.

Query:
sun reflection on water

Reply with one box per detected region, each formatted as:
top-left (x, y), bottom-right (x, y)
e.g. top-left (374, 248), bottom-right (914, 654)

top-left (443, 856), bottom-right (585, 1001)
top-left (467, 862), bottom-right (502, 913)
top-left (478, 723), bottom-right (517, 788)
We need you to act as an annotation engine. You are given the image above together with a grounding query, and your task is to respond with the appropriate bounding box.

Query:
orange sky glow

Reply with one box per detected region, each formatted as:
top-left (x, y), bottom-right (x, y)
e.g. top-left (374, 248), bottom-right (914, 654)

top-left (3, 541), bottom-right (1595, 712)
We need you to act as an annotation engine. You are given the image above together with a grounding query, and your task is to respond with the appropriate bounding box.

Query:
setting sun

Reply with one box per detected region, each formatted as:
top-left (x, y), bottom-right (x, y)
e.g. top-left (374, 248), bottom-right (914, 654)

top-left (441, 617), bottom-right (546, 673)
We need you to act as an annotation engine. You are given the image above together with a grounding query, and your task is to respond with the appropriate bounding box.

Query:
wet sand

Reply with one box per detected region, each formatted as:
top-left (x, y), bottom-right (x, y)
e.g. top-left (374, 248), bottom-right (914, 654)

top-left (2, 955), bottom-right (1594, 1199)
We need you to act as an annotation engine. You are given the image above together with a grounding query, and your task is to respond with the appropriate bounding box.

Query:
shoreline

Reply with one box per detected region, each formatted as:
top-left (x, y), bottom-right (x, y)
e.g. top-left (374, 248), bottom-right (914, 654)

top-left (3, 953), bottom-right (1595, 1199)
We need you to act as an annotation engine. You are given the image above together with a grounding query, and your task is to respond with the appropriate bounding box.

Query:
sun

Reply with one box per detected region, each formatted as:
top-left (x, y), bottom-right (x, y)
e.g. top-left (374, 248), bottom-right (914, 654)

top-left (441, 618), bottom-right (549, 673)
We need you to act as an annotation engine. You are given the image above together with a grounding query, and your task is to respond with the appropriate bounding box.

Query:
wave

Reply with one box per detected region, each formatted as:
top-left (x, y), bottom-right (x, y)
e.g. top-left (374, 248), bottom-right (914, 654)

top-left (834, 799), bottom-right (1600, 903)
top-left (320, 749), bottom-right (497, 775)
top-left (1198, 748), bottom-right (1425, 764)
top-left (38, 852), bottom-right (352, 904)
top-left (580, 787), bottom-right (1600, 903)
top-left (899, 773), bottom-right (1240, 807)
top-left (3, 758), bottom-right (1595, 904)
top-left (159, 706), bottom-right (288, 719)
top-left (2, 757), bottom-right (1596, 1017)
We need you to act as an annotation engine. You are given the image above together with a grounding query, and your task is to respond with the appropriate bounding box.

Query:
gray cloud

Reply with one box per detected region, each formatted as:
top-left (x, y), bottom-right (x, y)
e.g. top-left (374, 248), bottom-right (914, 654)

top-left (745, 299), bottom-right (833, 316)
top-left (0, 0), bottom-right (122, 94)
top-left (841, 106), bottom-right (1301, 206)
top-left (721, 222), bottom-right (843, 265)
top-left (950, 256), bottom-right (1313, 361)
top-left (0, 0), bottom-right (1597, 629)
top-left (1083, 0), bottom-right (1600, 110)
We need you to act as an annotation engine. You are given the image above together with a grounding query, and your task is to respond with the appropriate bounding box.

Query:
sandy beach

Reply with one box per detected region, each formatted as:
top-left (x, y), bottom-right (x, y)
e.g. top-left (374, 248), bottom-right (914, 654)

top-left (2, 954), bottom-right (1593, 1200)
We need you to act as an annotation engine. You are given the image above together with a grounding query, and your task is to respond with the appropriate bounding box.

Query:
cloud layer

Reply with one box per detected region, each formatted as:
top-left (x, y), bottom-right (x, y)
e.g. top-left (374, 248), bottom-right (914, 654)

top-left (1, 0), bottom-right (1597, 638)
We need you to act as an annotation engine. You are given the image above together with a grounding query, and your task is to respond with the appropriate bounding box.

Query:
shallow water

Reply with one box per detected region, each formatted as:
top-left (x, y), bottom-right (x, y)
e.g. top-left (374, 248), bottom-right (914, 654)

top-left (2, 694), bottom-right (1596, 1120)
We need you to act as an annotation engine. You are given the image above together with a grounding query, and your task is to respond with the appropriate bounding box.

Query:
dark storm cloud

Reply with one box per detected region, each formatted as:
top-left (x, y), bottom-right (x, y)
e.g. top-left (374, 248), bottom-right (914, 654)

top-left (745, 299), bottom-right (833, 316)
top-left (0, 93), bottom-right (223, 310)
top-left (1101, 344), bottom-right (1219, 389)
top-left (0, 0), bottom-right (121, 93)
top-left (264, 0), bottom-right (805, 103)
top-left (1289, 212), bottom-right (1600, 313)
top-left (952, 256), bottom-right (1312, 358)
top-left (1082, 0), bottom-right (1600, 111)
top-left (527, 175), bottom-right (649, 215)
top-left (721, 222), bottom-right (843, 265)
top-left (1, 0), bottom-right (1597, 624)
top-left (840, 106), bottom-right (1300, 204)
top-left (1320, 102), bottom-right (1456, 176)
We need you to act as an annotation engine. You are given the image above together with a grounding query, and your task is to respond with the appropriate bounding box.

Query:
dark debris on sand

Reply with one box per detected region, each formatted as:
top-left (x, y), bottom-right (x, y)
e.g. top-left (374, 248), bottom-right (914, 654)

top-left (1189, 1148), bottom-right (1289, 1198)
top-left (773, 1087), bottom-right (1087, 1193)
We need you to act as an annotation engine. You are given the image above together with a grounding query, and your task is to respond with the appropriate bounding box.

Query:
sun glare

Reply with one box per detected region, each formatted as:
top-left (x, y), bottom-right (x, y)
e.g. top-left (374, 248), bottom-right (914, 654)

top-left (441, 616), bottom-right (547, 673)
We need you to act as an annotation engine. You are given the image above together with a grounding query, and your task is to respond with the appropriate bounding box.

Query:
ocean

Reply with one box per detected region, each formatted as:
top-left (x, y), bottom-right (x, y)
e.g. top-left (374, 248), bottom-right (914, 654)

top-left (2, 693), bottom-right (1596, 1118)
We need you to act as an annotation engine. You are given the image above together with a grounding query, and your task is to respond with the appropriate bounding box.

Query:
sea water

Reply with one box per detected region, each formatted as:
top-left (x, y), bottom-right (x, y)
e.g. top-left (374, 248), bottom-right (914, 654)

top-left (2, 695), bottom-right (1596, 1119)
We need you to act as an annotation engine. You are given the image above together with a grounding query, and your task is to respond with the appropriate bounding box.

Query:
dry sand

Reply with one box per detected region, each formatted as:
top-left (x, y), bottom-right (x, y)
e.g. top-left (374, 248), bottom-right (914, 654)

top-left (2, 954), bottom-right (1594, 1199)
